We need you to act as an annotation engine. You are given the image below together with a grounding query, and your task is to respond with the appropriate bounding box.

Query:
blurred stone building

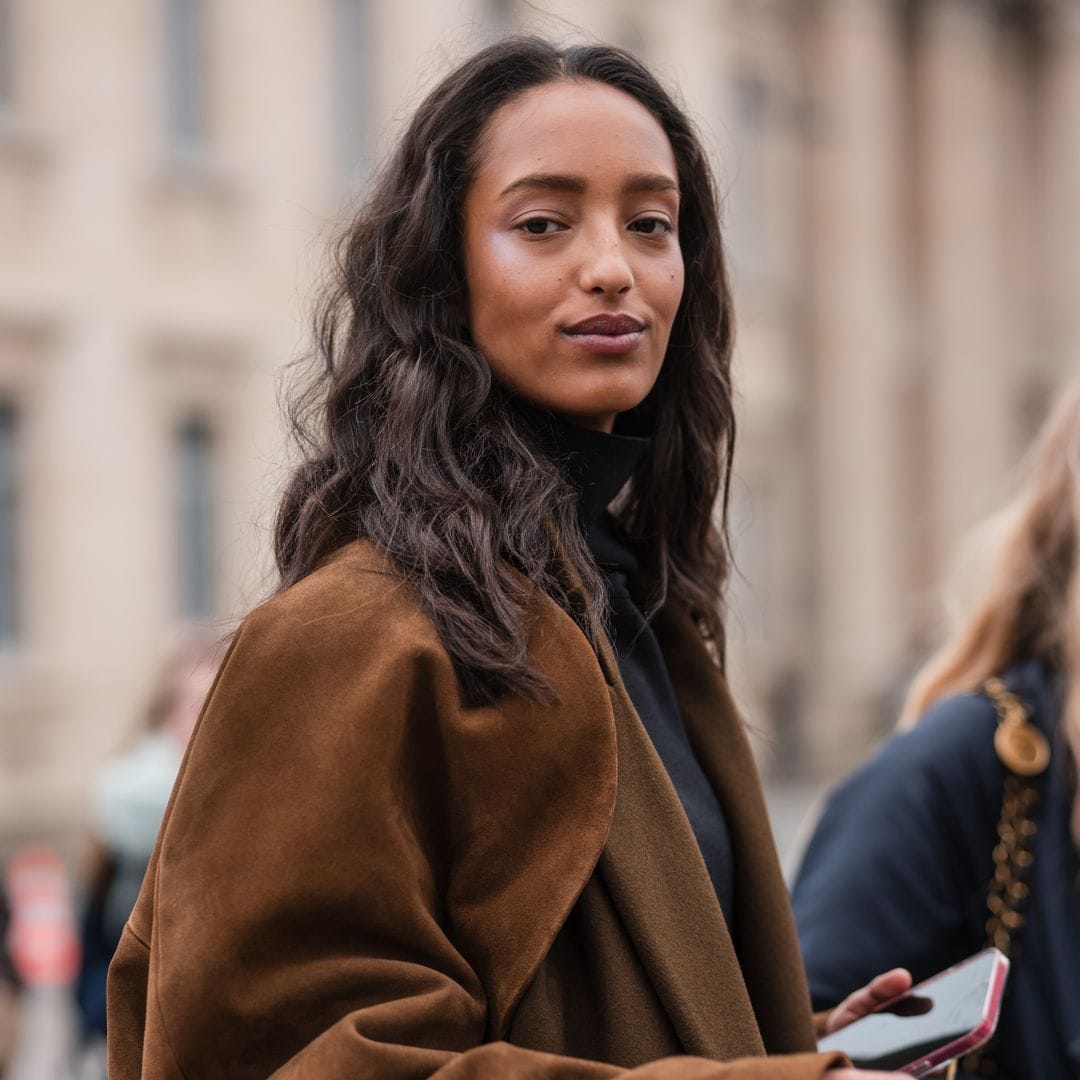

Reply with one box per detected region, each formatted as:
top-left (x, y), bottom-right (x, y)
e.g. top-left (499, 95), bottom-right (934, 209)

top-left (718, 0), bottom-right (1080, 771)
top-left (0, 0), bottom-right (1077, 850)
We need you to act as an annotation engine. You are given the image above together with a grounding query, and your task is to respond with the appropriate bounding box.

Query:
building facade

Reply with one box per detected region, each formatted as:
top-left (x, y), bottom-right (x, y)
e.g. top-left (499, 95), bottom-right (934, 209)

top-left (0, 0), bottom-right (1076, 851)
top-left (718, 0), bottom-right (1080, 770)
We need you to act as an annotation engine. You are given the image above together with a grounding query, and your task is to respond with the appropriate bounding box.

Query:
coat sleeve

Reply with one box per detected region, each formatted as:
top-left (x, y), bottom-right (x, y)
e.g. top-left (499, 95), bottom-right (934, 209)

top-left (108, 571), bottom-right (847, 1080)
top-left (790, 693), bottom-right (1004, 1011)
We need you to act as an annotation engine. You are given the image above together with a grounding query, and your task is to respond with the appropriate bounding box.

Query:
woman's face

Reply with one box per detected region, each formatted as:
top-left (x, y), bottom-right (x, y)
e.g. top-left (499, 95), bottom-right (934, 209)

top-left (462, 79), bottom-right (685, 433)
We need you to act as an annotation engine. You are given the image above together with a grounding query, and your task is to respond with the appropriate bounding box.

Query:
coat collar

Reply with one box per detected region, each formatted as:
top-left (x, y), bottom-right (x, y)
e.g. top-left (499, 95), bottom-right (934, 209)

top-left (456, 531), bottom-right (815, 1057)
top-left (593, 622), bottom-right (766, 1058)
top-left (650, 601), bottom-right (820, 1054)
top-left (552, 557), bottom-right (816, 1057)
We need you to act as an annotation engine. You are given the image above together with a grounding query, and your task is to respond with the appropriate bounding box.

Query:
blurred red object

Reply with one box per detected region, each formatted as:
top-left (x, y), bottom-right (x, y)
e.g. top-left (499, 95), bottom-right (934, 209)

top-left (4, 847), bottom-right (80, 987)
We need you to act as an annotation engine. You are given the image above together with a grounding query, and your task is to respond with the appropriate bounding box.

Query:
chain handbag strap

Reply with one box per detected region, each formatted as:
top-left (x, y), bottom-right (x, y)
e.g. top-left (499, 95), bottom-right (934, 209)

top-left (960, 677), bottom-right (1050, 1077)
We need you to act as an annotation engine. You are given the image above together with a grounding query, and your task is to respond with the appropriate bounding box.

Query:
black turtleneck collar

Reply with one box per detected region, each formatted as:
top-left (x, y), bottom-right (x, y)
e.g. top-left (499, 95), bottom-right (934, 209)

top-left (516, 405), bottom-right (650, 531)
top-left (514, 400), bottom-right (738, 928)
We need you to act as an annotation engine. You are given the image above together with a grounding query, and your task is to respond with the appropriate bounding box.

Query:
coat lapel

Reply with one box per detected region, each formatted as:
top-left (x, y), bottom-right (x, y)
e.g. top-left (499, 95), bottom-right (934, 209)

top-left (650, 602), bottom-right (819, 1055)
top-left (592, 626), bottom-right (767, 1060)
top-left (550, 547), bottom-right (815, 1057)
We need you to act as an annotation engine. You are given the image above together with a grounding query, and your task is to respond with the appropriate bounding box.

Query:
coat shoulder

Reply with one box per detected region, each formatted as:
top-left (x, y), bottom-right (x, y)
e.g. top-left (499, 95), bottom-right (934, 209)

top-left (890, 659), bottom-right (1058, 790)
top-left (892, 691), bottom-right (999, 777)
top-left (246, 540), bottom-right (442, 657)
top-left (110, 542), bottom-right (623, 1078)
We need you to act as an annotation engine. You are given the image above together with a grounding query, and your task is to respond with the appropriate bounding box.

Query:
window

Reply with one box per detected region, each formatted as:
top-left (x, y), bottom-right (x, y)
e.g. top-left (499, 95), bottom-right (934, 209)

top-left (164, 0), bottom-right (207, 154)
top-left (485, 0), bottom-right (515, 38)
top-left (176, 416), bottom-right (215, 619)
top-left (0, 402), bottom-right (18, 644)
top-left (333, 0), bottom-right (373, 188)
top-left (729, 74), bottom-right (769, 285)
top-left (0, 0), bottom-right (13, 113)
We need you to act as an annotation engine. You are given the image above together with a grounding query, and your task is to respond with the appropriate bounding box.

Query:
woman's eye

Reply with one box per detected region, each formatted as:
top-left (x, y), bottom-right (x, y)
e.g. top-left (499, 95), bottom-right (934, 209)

top-left (629, 217), bottom-right (672, 236)
top-left (519, 218), bottom-right (566, 236)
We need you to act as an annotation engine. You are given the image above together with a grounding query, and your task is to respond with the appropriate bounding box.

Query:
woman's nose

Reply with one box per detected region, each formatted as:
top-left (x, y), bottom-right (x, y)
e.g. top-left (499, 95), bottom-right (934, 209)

top-left (578, 233), bottom-right (634, 296)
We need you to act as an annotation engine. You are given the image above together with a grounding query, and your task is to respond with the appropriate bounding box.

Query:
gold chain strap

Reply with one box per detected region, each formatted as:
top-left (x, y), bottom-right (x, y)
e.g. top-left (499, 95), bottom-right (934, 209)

top-left (960, 677), bottom-right (1049, 1077)
top-left (984, 775), bottom-right (1039, 958)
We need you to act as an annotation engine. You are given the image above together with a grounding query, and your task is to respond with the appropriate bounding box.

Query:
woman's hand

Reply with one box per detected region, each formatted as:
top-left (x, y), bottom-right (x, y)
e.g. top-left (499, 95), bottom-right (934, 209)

top-left (821, 970), bottom-right (914, 1076)
top-left (824, 967), bottom-right (912, 1035)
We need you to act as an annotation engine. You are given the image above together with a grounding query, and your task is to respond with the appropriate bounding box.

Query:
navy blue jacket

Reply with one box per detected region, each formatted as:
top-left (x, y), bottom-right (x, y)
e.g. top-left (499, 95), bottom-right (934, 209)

top-left (792, 660), bottom-right (1080, 1078)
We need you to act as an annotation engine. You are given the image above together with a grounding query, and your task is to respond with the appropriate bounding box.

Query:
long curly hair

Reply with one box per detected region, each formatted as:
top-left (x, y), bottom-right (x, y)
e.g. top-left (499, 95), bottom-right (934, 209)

top-left (275, 36), bottom-right (736, 706)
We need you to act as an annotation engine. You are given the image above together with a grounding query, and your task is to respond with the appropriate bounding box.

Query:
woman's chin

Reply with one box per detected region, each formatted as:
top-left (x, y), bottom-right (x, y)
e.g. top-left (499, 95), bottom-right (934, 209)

top-left (540, 393), bottom-right (647, 431)
top-left (545, 380), bottom-right (657, 429)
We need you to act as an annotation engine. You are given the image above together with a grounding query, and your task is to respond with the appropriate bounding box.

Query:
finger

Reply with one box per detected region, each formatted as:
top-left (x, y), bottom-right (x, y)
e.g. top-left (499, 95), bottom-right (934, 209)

top-left (826, 968), bottom-right (912, 1033)
top-left (863, 967), bottom-right (913, 1004)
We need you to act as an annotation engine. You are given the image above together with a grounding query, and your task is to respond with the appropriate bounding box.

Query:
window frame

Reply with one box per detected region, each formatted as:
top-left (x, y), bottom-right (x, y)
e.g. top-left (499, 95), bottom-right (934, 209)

top-left (175, 413), bottom-right (216, 621)
top-left (332, 0), bottom-right (375, 190)
top-left (163, 0), bottom-right (208, 157)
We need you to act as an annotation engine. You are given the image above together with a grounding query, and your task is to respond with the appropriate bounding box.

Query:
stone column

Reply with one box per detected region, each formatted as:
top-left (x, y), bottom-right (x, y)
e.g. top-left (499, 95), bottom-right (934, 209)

top-left (1041, 1), bottom-right (1080, 379)
top-left (804, 0), bottom-right (909, 769)
top-left (917, 0), bottom-right (1015, 571)
top-left (711, 2), bottom-right (820, 771)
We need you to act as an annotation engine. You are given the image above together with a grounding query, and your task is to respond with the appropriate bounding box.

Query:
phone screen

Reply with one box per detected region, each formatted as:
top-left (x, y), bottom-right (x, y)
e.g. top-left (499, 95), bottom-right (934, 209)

top-left (817, 950), bottom-right (1007, 1072)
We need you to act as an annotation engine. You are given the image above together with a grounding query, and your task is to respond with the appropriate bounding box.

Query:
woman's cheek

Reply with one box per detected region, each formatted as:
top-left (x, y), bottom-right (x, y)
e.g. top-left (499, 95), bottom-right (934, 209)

top-left (659, 256), bottom-right (685, 325)
top-left (489, 236), bottom-right (562, 308)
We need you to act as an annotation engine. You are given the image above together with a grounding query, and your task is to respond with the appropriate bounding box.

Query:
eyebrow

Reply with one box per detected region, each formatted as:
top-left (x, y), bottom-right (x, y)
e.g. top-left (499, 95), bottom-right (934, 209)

top-left (498, 172), bottom-right (679, 198)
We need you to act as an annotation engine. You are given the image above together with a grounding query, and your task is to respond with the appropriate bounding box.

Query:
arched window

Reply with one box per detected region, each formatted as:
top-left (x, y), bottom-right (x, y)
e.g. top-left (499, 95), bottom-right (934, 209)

top-left (176, 415), bottom-right (215, 619)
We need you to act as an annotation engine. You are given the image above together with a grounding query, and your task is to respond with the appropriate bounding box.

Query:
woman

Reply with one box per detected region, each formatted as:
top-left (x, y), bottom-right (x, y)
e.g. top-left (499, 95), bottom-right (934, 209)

top-left (108, 38), bottom-right (903, 1078)
top-left (792, 381), bottom-right (1080, 1078)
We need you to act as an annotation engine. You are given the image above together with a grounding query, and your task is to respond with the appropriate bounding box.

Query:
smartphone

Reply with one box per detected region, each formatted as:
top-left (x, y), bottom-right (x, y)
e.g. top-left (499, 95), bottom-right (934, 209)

top-left (816, 948), bottom-right (1010, 1076)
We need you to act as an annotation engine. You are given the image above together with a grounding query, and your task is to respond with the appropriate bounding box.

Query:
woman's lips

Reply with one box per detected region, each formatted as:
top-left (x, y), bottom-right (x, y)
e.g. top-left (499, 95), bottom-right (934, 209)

top-left (562, 314), bottom-right (646, 355)
top-left (562, 330), bottom-right (646, 355)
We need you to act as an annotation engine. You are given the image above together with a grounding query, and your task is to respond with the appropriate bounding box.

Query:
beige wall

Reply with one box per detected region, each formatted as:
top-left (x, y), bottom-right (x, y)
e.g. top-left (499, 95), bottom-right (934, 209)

top-left (0, 0), bottom-right (1076, 850)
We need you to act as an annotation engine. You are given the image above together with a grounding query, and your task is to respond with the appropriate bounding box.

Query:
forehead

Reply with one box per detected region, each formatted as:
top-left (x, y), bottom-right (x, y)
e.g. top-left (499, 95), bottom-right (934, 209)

top-left (472, 79), bottom-right (678, 189)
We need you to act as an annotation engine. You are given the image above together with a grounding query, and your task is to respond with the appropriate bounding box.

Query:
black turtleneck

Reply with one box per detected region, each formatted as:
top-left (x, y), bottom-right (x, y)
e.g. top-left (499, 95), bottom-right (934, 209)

top-left (522, 407), bottom-right (736, 931)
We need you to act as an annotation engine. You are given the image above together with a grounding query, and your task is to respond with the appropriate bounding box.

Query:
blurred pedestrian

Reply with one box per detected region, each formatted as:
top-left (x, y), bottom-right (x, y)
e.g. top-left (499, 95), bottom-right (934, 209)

top-left (0, 886), bottom-right (18, 1077)
top-left (4, 846), bottom-right (80, 1080)
top-left (792, 378), bottom-right (1080, 1078)
top-left (74, 627), bottom-right (221, 1057)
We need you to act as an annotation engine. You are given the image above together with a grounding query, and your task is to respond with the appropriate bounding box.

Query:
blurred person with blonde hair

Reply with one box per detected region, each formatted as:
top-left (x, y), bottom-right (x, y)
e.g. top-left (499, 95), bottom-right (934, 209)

top-left (792, 377), bottom-right (1080, 1078)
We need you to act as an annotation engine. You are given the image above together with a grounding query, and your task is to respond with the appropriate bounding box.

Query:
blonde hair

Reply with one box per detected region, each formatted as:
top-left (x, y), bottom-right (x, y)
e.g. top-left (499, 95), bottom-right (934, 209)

top-left (899, 378), bottom-right (1080, 841)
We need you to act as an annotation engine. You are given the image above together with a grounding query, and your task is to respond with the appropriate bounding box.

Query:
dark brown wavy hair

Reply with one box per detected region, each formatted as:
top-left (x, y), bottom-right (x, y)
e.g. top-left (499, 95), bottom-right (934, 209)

top-left (275, 36), bottom-right (736, 706)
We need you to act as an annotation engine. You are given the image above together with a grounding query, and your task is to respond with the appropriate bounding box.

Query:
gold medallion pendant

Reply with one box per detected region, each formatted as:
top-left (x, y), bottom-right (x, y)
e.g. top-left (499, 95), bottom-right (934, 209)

top-left (993, 720), bottom-right (1051, 777)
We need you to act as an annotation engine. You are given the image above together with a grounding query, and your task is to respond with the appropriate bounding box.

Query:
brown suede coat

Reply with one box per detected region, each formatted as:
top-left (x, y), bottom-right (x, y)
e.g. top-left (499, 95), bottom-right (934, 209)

top-left (107, 542), bottom-right (846, 1078)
